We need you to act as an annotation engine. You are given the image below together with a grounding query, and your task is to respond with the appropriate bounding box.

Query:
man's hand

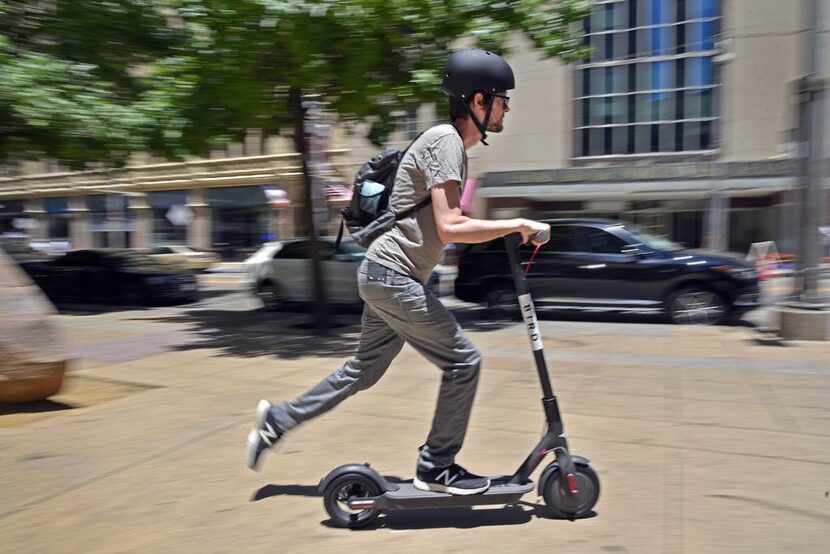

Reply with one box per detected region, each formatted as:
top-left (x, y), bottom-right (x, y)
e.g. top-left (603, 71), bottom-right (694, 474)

top-left (518, 220), bottom-right (551, 245)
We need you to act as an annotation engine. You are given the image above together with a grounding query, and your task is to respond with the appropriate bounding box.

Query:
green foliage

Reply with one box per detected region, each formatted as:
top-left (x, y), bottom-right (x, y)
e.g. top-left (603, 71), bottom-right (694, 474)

top-left (0, 0), bottom-right (592, 167)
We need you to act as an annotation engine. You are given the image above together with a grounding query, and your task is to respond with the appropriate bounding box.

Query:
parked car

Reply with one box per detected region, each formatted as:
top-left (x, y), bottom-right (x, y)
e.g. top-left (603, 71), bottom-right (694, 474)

top-left (147, 245), bottom-right (220, 272)
top-left (27, 249), bottom-right (198, 306)
top-left (454, 219), bottom-right (761, 325)
top-left (242, 241), bottom-right (283, 271)
top-left (251, 237), bottom-right (441, 310)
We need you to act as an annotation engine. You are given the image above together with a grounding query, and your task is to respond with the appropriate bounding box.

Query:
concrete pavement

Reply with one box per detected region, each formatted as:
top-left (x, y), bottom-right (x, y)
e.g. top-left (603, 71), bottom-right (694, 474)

top-left (0, 290), bottom-right (829, 553)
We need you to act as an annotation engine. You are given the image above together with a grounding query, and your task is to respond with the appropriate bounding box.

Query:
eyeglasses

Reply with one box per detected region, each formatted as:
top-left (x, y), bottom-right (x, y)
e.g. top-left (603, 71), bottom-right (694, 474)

top-left (492, 94), bottom-right (510, 109)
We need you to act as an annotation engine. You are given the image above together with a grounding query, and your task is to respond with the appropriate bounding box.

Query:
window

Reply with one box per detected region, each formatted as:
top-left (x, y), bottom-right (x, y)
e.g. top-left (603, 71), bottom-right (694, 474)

top-left (275, 241), bottom-right (309, 259)
top-left (547, 226), bottom-right (579, 252)
top-left (574, 0), bottom-right (721, 158)
top-left (58, 252), bottom-right (99, 267)
top-left (578, 227), bottom-right (628, 253)
top-left (274, 240), bottom-right (337, 260)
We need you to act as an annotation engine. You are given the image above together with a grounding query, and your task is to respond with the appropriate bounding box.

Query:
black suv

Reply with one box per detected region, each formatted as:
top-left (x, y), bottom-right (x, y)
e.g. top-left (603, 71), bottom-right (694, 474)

top-left (454, 219), bottom-right (760, 325)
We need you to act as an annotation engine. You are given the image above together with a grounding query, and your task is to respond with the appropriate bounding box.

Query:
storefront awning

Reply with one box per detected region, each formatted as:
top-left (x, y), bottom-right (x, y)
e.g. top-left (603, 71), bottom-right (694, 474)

top-left (478, 177), bottom-right (798, 201)
top-left (480, 159), bottom-right (802, 201)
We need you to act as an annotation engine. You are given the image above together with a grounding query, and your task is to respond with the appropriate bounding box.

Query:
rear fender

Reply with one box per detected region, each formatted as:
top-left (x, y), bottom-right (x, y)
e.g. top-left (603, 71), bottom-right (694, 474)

top-left (318, 463), bottom-right (399, 494)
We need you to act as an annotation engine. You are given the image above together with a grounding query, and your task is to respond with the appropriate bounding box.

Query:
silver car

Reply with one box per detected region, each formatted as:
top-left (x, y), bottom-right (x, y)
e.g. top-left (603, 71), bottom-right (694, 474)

top-left (251, 237), bottom-right (365, 310)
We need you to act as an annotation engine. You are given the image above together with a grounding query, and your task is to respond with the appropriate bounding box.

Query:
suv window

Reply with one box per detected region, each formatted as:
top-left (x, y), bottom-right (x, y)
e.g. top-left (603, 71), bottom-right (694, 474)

top-left (547, 225), bottom-right (579, 252)
top-left (577, 227), bottom-right (627, 254)
top-left (57, 251), bottom-right (99, 267)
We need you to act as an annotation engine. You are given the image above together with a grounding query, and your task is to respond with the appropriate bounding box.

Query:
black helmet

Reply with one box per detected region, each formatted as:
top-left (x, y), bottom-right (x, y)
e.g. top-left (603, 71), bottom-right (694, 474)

top-left (441, 49), bottom-right (515, 145)
top-left (441, 49), bottom-right (515, 101)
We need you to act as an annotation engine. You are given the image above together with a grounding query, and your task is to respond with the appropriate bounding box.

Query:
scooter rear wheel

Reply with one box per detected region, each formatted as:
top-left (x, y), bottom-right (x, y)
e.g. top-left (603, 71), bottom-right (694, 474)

top-left (542, 463), bottom-right (600, 519)
top-left (323, 473), bottom-right (382, 528)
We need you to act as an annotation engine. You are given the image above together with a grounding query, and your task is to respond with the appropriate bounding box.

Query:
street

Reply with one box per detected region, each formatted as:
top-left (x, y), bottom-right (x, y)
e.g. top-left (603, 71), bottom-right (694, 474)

top-left (0, 276), bottom-right (829, 553)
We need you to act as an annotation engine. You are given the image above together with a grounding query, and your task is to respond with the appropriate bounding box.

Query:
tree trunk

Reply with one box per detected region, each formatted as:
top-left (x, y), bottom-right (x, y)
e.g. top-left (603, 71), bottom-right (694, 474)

top-left (290, 86), bottom-right (330, 329)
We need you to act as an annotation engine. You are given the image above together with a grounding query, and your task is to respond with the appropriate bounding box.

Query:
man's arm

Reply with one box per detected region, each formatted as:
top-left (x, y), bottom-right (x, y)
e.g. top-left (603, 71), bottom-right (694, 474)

top-left (431, 180), bottom-right (549, 245)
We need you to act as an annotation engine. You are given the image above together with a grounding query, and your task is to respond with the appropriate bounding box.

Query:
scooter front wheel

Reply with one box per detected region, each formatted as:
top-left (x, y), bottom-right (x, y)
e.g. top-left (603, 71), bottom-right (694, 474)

top-left (542, 463), bottom-right (600, 519)
top-left (323, 473), bottom-right (382, 528)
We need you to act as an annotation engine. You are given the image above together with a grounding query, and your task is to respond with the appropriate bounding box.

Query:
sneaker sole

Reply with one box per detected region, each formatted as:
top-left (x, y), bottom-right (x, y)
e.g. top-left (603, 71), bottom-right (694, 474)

top-left (412, 477), bottom-right (490, 496)
top-left (246, 400), bottom-right (274, 470)
top-left (255, 399), bottom-right (271, 428)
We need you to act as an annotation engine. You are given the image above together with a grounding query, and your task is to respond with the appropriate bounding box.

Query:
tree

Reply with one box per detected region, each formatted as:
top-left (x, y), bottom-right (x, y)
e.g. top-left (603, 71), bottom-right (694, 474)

top-left (0, 0), bottom-right (197, 167)
top-left (166, 0), bottom-right (592, 329)
top-left (0, 0), bottom-right (593, 328)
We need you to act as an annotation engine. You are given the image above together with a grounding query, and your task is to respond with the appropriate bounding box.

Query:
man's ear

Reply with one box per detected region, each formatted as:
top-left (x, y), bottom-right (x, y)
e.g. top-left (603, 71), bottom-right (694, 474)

top-left (472, 91), bottom-right (488, 110)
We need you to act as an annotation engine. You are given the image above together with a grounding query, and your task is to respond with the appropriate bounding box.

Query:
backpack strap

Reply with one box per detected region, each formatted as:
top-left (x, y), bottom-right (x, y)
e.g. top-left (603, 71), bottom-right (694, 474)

top-left (334, 217), bottom-right (345, 248)
top-left (394, 195), bottom-right (432, 220)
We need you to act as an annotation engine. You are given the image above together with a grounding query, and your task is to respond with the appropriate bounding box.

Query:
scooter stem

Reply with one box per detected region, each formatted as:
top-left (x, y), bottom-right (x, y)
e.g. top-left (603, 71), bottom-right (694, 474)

top-left (504, 233), bottom-right (555, 402)
top-left (504, 232), bottom-right (575, 485)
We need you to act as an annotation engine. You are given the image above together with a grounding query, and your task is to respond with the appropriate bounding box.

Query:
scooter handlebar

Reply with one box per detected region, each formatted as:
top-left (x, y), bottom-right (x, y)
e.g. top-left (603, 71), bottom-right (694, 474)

top-left (533, 229), bottom-right (550, 243)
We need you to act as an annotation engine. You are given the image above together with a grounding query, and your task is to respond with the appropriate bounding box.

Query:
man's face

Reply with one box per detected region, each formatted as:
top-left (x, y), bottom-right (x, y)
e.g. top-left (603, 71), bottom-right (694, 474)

top-left (482, 90), bottom-right (510, 133)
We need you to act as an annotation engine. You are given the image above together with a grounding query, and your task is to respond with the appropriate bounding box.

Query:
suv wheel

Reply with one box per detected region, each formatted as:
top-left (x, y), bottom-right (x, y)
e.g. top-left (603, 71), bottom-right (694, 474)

top-left (666, 286), bottom-right (727, 325)
top-left (258, 281), bottom-right (284, 311)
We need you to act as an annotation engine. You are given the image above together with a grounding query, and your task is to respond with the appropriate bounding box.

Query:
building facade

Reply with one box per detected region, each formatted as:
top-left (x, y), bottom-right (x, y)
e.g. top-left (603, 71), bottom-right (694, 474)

top-left (468, 0), bottom-right (816, 255)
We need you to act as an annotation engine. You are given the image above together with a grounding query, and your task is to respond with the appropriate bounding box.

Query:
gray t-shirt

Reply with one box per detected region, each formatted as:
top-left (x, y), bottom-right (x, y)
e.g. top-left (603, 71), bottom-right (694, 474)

top-left (366, 124), bottom-right (467, 284)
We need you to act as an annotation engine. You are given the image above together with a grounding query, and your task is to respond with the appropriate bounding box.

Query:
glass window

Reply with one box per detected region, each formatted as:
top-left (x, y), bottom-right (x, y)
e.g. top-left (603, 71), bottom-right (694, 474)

top-left (590, 128), bottom-right (605, 156)
top-left (574, 0), bottom-right (720, 158)
top-left (701, 88), bottom-right (715, 118)
top-left (44, 197), bottom-right (69, 214)
top-left (614, 30), bottom-right (629, 59)
top-left (684, 121), bottom-right (702, 150)
top-left (612, 65), bottom-right (628, 93)
top-left (547, 226), bottom-right (578, 252)
top-left (576, 227), bottom-right (628, 254)
top-left (636, 28), bottom-right (651, 57)
top-left (635, 63), bottom-right (651, 91)
top-left (612, 126), bottom-right (628, 154)
top-left (634, 123), bottom-right (652, 153)
top-left (276, 241), bottom-right (309, 259)
top-left (660, 123), bottom-right (677, 152)
top-left (275, 240), bottom-right (338, 260)
top-left (636, 93), bottom-right (652, 121)
top-left (685, 89), bottom-right (702, 118)
top-left (700, 120), bottom-right (713, 149)
top-left (611, 96), bottom-right (628, 124)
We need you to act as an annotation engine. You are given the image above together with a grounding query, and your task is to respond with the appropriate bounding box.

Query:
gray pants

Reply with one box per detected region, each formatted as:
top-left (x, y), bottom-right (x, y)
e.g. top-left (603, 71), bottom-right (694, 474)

top-left (269, 259), bottom-right (481, 472)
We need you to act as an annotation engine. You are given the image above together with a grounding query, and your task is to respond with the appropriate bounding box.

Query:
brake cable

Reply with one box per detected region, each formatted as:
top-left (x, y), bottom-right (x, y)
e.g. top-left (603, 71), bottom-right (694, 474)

top-left (523, 242), bottom-right (543, 276)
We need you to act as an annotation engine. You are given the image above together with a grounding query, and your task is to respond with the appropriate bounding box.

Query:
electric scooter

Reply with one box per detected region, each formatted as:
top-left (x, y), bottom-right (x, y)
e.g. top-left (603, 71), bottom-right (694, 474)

top-left (319, 231), bottom-right (600, 528)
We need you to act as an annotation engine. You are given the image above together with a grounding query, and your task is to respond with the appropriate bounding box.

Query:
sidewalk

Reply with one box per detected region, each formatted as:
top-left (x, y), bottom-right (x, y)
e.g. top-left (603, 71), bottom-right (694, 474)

top-left (0, 303), bottom-right (828, 552)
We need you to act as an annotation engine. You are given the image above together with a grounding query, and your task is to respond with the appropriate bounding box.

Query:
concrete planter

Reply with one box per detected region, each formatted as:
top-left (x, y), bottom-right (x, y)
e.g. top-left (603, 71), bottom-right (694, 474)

top-left (0, 249), bottom-right (71, 404)
top-left (773, 304), bottom-right (830, 341)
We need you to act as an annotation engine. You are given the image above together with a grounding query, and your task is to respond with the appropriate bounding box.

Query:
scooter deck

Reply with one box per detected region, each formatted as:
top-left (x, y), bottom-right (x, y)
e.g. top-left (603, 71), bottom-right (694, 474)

top-left (373, 476), bottom-right (534, 511)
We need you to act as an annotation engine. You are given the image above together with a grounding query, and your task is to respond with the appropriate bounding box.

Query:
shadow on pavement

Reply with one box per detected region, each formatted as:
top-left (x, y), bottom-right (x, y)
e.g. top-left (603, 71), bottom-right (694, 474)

top-left (452, 303), bottom-right (757, 328)
top-left (251, 484), bottom-right (320, 501)
top-left (135, 307), bottom-right (364, 359)
top-left (0, 398), bottom-right (74, 417)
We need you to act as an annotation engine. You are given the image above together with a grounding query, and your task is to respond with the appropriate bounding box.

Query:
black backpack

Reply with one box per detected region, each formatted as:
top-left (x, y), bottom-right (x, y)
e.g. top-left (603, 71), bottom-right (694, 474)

top-left (335, 132), bottom-right (430, 249)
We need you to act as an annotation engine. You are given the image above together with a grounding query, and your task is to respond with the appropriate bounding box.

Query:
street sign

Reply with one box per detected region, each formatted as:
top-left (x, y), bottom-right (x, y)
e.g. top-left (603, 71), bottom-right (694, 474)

top-left (166, 204), bottom-right (194, 226)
